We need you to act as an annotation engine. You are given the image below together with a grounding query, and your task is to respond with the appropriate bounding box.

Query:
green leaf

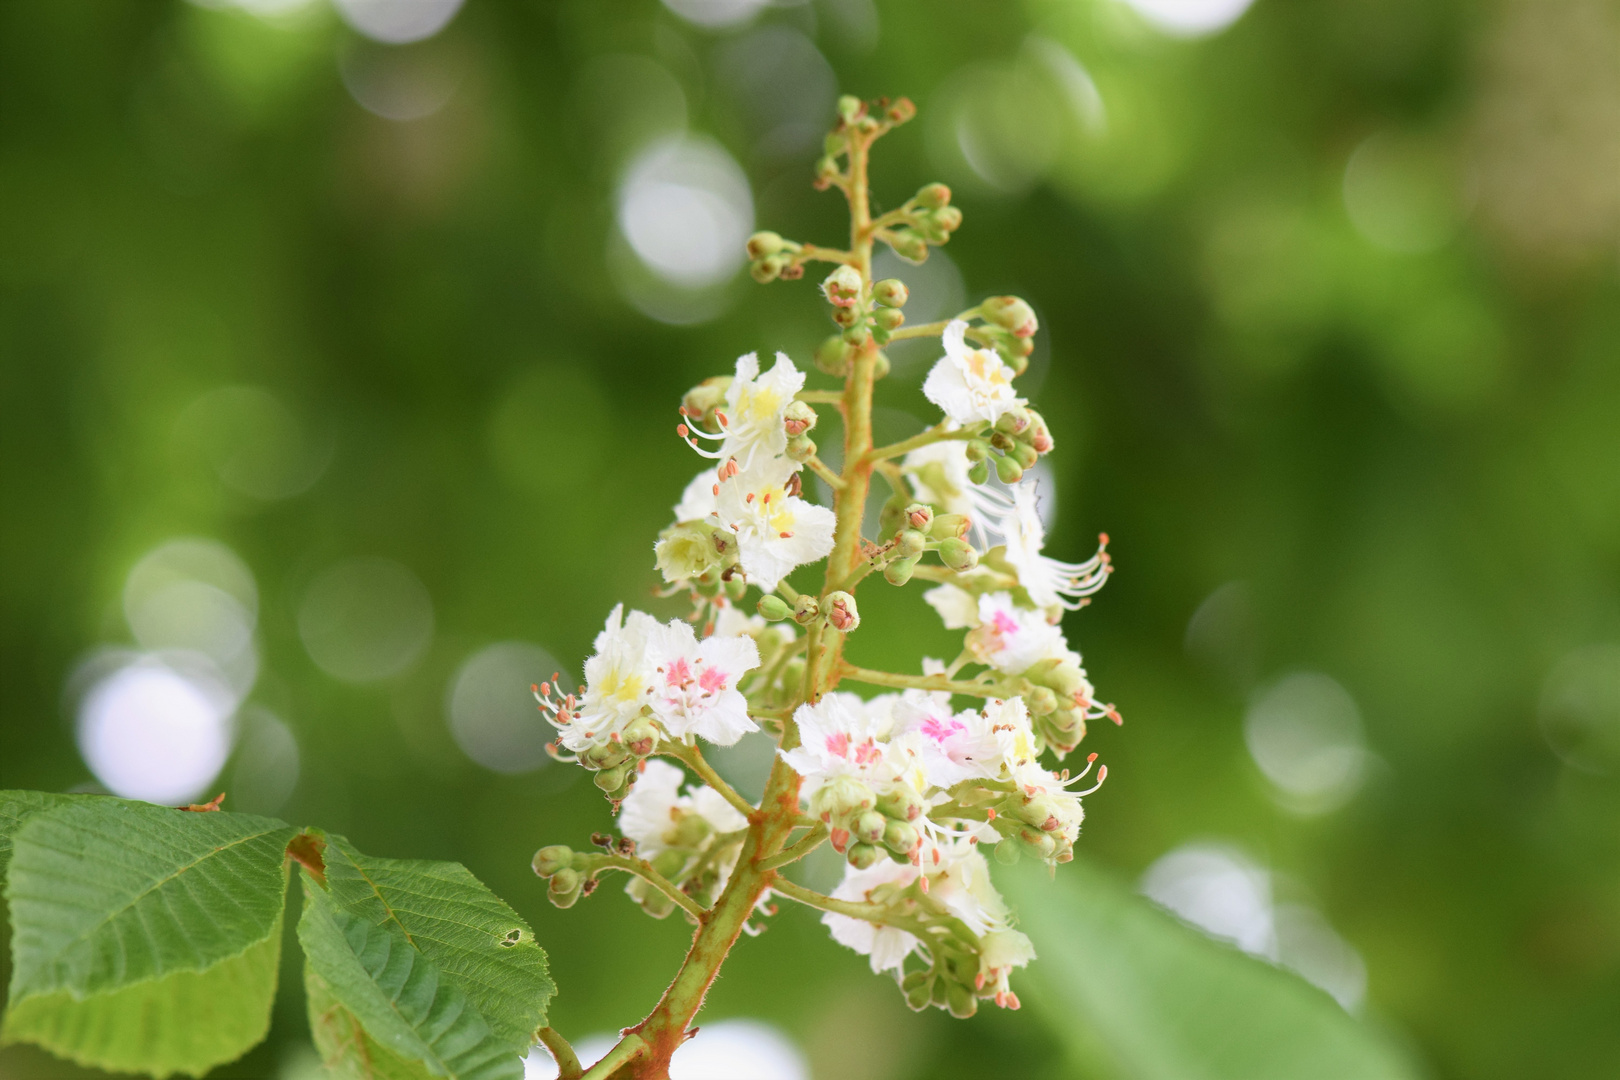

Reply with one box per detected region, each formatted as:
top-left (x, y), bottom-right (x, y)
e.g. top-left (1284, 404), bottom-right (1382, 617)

top-left (317, 833), bottom-right (553, 1054)
top-left (306, 966), bottom-right (440, 1080)
top-left (0, 910), bottom-right (283, 1078)
top-left (4, 798), bottom-right (295, 1000)
top-left (0, 790), bottom-right (91, 879)
top-left (1004, 858), bottom-right (1421, 1080)
top-left (1, 797), bottom-right (296, 1077)
top-left (297, 876), bottom-right (525, 1080)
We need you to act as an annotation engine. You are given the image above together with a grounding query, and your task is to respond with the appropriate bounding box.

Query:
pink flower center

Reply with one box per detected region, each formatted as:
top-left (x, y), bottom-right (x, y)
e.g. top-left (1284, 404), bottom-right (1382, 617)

top-left (920, 716), bottom-right (965, 744)
top-left (826, 732), bottom-right (849, 757)
top-left (664, 658), bottom-right (692, 687)
top-left (698, 666), bottom-right (730, 693)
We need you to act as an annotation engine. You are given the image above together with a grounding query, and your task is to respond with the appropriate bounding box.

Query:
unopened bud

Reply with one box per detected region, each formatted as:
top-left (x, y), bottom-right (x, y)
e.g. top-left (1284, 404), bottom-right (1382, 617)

top-left (749, 257), bottom-right (781, 284)
top-left (582, 743), bottom-right (630, 771)
top-left (902, 971), bottom-right (933, 1011)
top-left (963, 439), bottom-right (988, 463)
top-left (746, 231), bottom-right (786, 258)
top-left (937, 537), bottom-right (979, 572)
top-left (548, 868), bottom-right (583, 908)
top-left (946, 980), bottom-right (978, 1019)
top-left (814, 156), bottom-right (841, 186)
top-left (915, 182), bottom-right (951, 209)
top-left (882, 819), bottom-right (919, 853)
top-left (847, 842), bottom-right (883, 870)
top-left (782, 399), bottom-right (818, 437)
top-left (1027, 418), bottom-right (1053, 455)
top-left (886, 229), bottom-right (928, 264)
top-left (994, 838), bottom-right (1022, 866)
top-left (826, 591), bottom-right (859, 632)
top-left (928, 513), bottom-right (970, 540)
top-left (877, 786), bottom-right (925, 822)
top-left (814, 334), bottom-right (853, 376)
top-left (830, 303), bottom-right (860, 328)
top-left (793, 595), bottom-right (820, 625)
top-left (983, 296), bottom-right (1038, 338)
top-left (1008, 440), bottom-right (1039, 469)
top-left (532, 845), bottom-right (573, 878)
top-left (967, 459), bottom-right (991, 486)
top-left (758, 594), bottom-right (793, 622)
top-left (904, 503), bottom-right (934, 531)
top-left (812, 775), bottom-right (875, 819)
top-left (854, 810), bottom-right (887, 844)
top-left (896, 529), bottom-right (927, 559)
top-left (993, 453), bottom-right (1024, 485)
top-left (785, 433), bottom-right (816, 462)
top-left (841, 323), bottom-right (872, 346)
top-left (623, 717), bottom-right (658, 758)
top-left (933, 205), bottom-right (963, 233)
top-left (681, 377), bottom-right (731, 424)
top-left (593, 764), bottom-right (628, 793)
top-left (995, 407), bottom-right (1032, 435)
top-left (873, 278), bottom-right (909, 308)
top-left (886, 97), bottom-right (917, 124)
top-left (883, 556), bottom-right (918, 587)
top-left (872, 350), bottom-right (891, 379)
top-left (837, 94), bottom-right (864, 124)
top-left (822, 265), bottom-right (863, 307)
top-left (1025, 685), bottom-right (1058, 716)
top-left (873, 307), bottom-right (905, 332)
top-left (672, 812), bottom-right (712, 848)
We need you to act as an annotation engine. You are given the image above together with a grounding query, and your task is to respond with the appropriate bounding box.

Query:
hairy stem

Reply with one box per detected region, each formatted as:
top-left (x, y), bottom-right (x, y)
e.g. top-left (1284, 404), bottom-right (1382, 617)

top-left (587, 855), bottom-right (708, 922)
top-left (839, 662), bottom-right (1011, 700)
top-left (659, 742), bottom-right (756, 822)
top-left (579, 1034), bottom-right (645, 1080)
top-left (754, 823), bottom-right (828, 871)
top-left (537, 1027), bottom-right (582, 1080)
top-left (865, 423), bottom-right (981, 464)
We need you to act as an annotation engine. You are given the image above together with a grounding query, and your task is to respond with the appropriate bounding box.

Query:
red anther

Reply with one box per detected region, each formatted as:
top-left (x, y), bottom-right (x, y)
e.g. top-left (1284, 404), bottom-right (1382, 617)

top-left (746, 492), bottom-right (755, 503)
top-left (1005, 992), bottom-right (1021, 1010)
top-left (532, 683), bottom-right (540, 694)
top-left (986, 808), bottom-right (997, 820)
top-left (677, 424), bottom-right (690, 438)
top-left (1042, 816), bottom-right (1060, 832)
top-left (712, 484), bottom-right (720, 496)
top-left (820, 811), bottom-right (831, 822)
top-left (716, 411), bottom-right (729, 427)
top-left (919, 874), bottom-right (930, 893)
top-left (779, 531), bottom-right (793, 539)
top-left (1099, 532), bottom-right (1110, 547)
top-left (830, 828), bottom-right (850, 853)
top-left (932, 848), bottom-right (941, 865)
top-left (975, 973), bottom-right (986, 990)
top-left (638, 759), bottom-right (648, 773)
top-left (1107, 708), bottom-right (1122, 725)
top-left (703, 621), bottom-right (714, 637)
top-left (1087, 752), bottom-right (1098, 762)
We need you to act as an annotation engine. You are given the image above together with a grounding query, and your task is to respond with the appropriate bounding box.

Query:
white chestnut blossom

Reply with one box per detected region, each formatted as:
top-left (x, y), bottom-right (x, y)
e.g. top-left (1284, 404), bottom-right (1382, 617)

top-left (551, 604), bottom-right (660, 753)
top-left (993, 481), bottom-right (1111, 611)
top-left (923, 319), bottom-right (1025, 427)
top-left (779, 692), bottom-right (907, 793)
top-left (924, 586), bottom-right (1073, 674)
top-left (646, 620), bottom-right (761, 746)
top-left (904, 438), bottom-right (976, 516)
top-left (620, 760), bottom-right (748, 858)
top-left (712, 457), bottom-right (835, 592)
top-left (672, 466), bottom-right (720, 522)
top-left (683, 351), bottom-right (805, 467)
top-left (823, 858), bottom-right (921, 974)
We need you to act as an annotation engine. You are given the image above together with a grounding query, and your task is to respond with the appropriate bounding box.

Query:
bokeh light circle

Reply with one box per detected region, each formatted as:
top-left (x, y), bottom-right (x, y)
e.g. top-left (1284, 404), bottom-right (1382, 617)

top-left (77, 656), bottom-right (236, 805)
top-left (618, 136), bottom-right (754, 289)
top-left (299, 557), bottom-right (435, 682)
top-left (447, 642), bottom-right (563, 774)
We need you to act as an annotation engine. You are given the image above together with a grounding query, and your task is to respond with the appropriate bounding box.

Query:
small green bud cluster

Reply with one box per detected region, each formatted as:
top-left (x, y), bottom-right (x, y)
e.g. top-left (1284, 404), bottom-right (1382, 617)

top-left (814, 95), bottom-right (918, 194)
top-left (814, 269), bottom-right (906, 379)
top-left (811, 777), bottom-right (924, 869)
top-left (1019, 658), bottom-right (1104, 756)
top-left (655, 521), bottom-right (738, 588)
top-left (900, 947), bottom-right (987, 1018)
top-left (869, 502), bottom-right (979, 586)
top-left (680, 376), bottom-right (732, 428)
top-left (960, 405), bottom-right (1054, 486)
top-left (746, 230), bottom-right (806, 283)
top-left (878, 182), bottom-right (964, 266)
top-left (573, 724), bottom-right (660, 802)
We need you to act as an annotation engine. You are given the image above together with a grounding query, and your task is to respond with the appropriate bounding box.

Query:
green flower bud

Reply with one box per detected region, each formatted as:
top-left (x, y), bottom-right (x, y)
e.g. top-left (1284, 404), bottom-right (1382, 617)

top-left (982, 295), bottom-right (1038, 338)
top-left (758, 594), bottom-right (793, 622)
top-left (841, 323), bottom-right (872, 346)
top-left (548, 868), bottom-right (583, 908)
top-left (582, 743), bottom-right (631, 771)
top-left (837, 94), bottom-right (863, 124)
top-left (593, 764), bottom-right (629, 793)
top-left (878, 492), bottom-right (909, 539)
top-left (782, 399), bottom-right (818, 437)
top-left (933, 205), bottom-right (964, 234)
top-left (877, 786), bottom-right (925, 822)
top-left (811, 775), bottom-right (875, 819)
top-left (1008, 440), bottom-right (1040, 469)
top-left (904, 503), bottom-right (934, 531)
top-left (873, 306), bottom-right (905, 332)
top-left (946, 980), bottom-right (978, 1019)
top-left (655, 523), bottom-right (726, 583)
top-left (896, 529), bottom-right (927, 558)
top-left (681, 377), bottom-right (731, 425)
top-left (993, 453), bottom-right (1024, 485)
top-left (815, 334), bottom-right (853, 376)
top-left (824, 132), bottom-right (845, 156)
top-left (854, 810), bottom-right (887, 844)
top-left (651, 849), bottom-right (687, 878)
top-left (883, 555), bottom-right (918, 587)
top-left (995, 406), bottom-right (1032, 435)
top-left (886, 229), bottom-right (929, 264)
top-left (1018, 828), bottom-right (1058, 860)
top-left (746, 231), bottom-right (786, 258)
top-left (967, 459), bottom-right (991, 486)
top-left (826, 591), bottom-right (859, 632)
top-left (902, 971), bottom-right (934, 1012)
top-left (1025, 685), bottom-right (1058, 716)
top-left (915, 182), bottom-right (951, 209)
top-left (928, 513), bottom-right (970, 540)
top-left (814, 155), bottom-right (841, 186)
top-left (886, 97), bottom-right (917, 124)
top-left (749, 258), bottom-right (779, 284)
top-left (830, 303), bottom-right (860, 328)
top-left (793, 595), bottom-right (820, 625)
top-left (622, 717), bottom-right (658, 758)
top-left (994, 838), bottom-right (1022, 865)
top-left (847, 842), bottom-right (883, 870)
top-left (873, 278), bottom-right (909, 307)
top-left (786, 433), bottom-right (816, 462)
top-left (937, 537), bottom-right (979, 572)
top-left (963, 439), bottom-right (988, 463)
top-left (532, 845), bottom-right (574, 878)
top-left (822, 264), bottom-right (863, 307)
top-left (883, 819), bottom-right (919, 854)
top-left (636, 885), bottom-right (675, 920)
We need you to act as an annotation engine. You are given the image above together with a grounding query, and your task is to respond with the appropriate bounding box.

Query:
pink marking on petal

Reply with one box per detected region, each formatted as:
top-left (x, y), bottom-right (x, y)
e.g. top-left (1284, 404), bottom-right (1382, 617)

top-left (698, 667), bottom-right (730, 693)
top-left (826, 732), bottom-right (849, 758)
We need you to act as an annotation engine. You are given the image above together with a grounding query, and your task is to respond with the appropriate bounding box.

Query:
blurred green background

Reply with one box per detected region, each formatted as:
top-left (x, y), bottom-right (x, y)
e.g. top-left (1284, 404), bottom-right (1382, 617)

top-left (2, 0), bottom-right (1618, 1077)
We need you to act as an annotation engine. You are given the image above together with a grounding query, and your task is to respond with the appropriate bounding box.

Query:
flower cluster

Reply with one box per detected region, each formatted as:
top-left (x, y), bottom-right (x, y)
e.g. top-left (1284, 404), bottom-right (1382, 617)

top-left (529, 93), bottom-right (1122, 1040)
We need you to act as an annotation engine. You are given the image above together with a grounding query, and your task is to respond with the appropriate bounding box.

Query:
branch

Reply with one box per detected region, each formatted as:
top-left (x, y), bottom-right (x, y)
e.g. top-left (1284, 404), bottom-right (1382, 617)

top-left (771, 878), bottom-right (939, 942)
top-left (587, 854), bottom-right (708, 922)
top-left (537, 1027), bottom-right (582, 1080)
top-left (884, 305), bottom-right (984, 342)
top-left (838, 663), bottom-right (1011, 700)
top-left (909, 563), bottom-right (1020, 591)
top-left (579, 1034), bottom-right (646, 1080)
top-left (795, 389), bottom-right (844, 404)
top-left (755, 823), bottom-right (828, 871)
top-left (659, 741), bottom-right (757, 822)
top-left (865, 424), bottom-right (983, 464)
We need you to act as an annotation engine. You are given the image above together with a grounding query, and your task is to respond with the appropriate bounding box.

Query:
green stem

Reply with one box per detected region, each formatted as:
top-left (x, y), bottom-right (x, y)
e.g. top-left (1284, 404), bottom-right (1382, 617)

top-left (795, 389), bottom-right (844, 404)
top-left (538, 1027), bottom-right (582, 1080)
top-left (839, 663), bottom-right (1010, 700)
top-left (659, 743), bottom-right (757, 822)
top-left (805, 455), bottom-right (846, 490)
top-left (587, 855), bottom-right (708, 922)
top-left (910, 563), bottom-right (1019, 591)
top-left (865, 423), bottom-right (982, 464)
top-left (885, 305), bottom-right (984, 341)
top-left (579, 1034), bottom-right (645, 1080)
top-left (755, 823), bottom-right (828, 871)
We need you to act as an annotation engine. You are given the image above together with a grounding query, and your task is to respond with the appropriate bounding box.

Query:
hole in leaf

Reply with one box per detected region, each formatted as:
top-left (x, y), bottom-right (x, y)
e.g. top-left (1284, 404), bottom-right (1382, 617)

top-left (499, 928), bottom-right (524, 947)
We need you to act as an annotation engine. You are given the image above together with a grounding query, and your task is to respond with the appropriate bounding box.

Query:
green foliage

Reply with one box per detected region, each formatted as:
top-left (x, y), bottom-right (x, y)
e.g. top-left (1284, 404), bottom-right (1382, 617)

top-left (296, 832), bottom-right (553, 1080)
top-left (0, 795), bottom-right (552, 1080)
top-left (1006, 859), bottom-right (1419, 1080)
